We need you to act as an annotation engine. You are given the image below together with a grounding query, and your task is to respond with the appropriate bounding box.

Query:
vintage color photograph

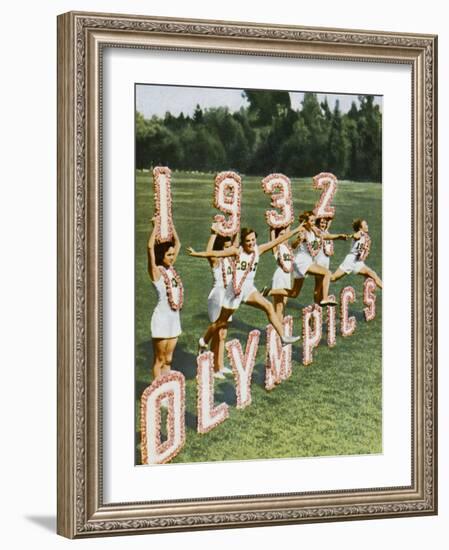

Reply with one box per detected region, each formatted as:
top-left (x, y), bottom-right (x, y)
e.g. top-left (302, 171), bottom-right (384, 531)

top-left (135, 83), bottom-right (383, 465)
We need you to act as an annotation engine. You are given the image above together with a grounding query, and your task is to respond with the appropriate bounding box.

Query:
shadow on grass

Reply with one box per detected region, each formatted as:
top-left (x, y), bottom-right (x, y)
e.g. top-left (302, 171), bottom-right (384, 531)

top-left (253, 362), bottom-right (266, 386)
top-left (137, 339), bottom-right (199, 381)
top-left (186, 410), bottom-right (198, 430)
top-left (215, 380), bottom-right (237, 406)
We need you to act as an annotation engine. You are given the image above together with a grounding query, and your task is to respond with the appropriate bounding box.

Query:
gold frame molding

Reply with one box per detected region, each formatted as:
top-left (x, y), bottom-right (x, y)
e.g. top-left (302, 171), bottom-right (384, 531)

top-left (57, 11), bottom-right (438, 538)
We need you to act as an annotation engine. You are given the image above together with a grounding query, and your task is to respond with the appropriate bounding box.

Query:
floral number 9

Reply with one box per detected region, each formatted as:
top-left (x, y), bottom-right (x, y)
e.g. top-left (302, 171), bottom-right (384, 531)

top-left (214, 171), bottom-right (242, 237)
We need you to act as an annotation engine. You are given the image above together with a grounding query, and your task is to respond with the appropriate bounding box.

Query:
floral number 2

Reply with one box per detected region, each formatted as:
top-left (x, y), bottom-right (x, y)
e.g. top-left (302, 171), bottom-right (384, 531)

top-left (312, 172), bottom-right (338, 218)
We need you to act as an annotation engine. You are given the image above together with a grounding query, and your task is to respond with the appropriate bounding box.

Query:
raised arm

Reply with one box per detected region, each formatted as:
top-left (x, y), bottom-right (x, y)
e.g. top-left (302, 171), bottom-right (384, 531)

top-left (320, 231), bottom-right (350, 241)
top-left (172, 224), bottom-right (181, 262)
top-left (147, 221), bottom-right (161, 282)
top-left (291, 228), bottom-right (305, 250)
top-left (258, 225), bottom-right (301, 255)
top-left (311, 224), bottom-right (348, 241)
top-left (187, 245), bottom-right (239, 259)
top-left (205, 228), bottom-right (218, 268)
top-left (269, 228), bottom-right (279, 256)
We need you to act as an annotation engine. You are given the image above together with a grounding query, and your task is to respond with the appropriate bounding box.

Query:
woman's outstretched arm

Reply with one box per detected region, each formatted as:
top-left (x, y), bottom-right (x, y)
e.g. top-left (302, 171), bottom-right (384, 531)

top-left (258, 225), bottom-right (301, 255)
top-left (187, 245), bottom-right (239, 259)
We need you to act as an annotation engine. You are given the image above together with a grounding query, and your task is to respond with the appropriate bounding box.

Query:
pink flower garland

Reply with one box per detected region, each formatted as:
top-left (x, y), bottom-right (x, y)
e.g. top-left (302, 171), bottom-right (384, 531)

top-left (225, 330), bottom-right (260, 409)
top-left (220, 257), bottom-right (233, 288)
top-left (316, 226), bottom-right (335, 257)
top-left (358, 231), bottom-right (372, 262)
top-left (140, 371), bottom-right (186, 465)
top-left (312, 172), bottom-right (338, 218)
top-left (302, 304), bottom-right (323, 366)
top-left (306, 231), bottom-right (322, 258)
top-left (340, 286), bottom-right (356, 337)
top-left (213, 171), bottom-right (242, 237)
top-left (265, 316), bottom-right (293, 390)
top-left (196, 351), bottom-right (229, 434)
top-left (232, 250), bottom-right (256, 296)
top-left (159, 266), bottom-right (184, 311)
top-left (261, 173), bottom-right (294, 228)
top-left (153, 166), bottom-right (175, 243)
top-left (363, 277), bottom-right (377, 321)
top-left (277, 243), bottom-right (294, 273)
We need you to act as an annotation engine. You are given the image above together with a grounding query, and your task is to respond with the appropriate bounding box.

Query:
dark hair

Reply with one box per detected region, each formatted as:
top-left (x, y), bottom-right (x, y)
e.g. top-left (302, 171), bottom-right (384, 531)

top-left (352, 219), bottom-right (364, 232)
top-left (299, 210), bottom-right (315, 224)
top-left (315, 217), bottom-right (329, 227)
top-left (273, 227), bottom-right (287, 238)
top-left (213, 235), bottom-right (232, 251)
top-left (154, 241), bottom-right (175, 265)
top-left (240, 227), bottom-right (258, 243)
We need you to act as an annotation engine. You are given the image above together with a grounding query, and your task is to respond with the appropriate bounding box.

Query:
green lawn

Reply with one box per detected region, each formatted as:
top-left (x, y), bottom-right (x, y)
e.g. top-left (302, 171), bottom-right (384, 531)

top-left (135, 170), bottom-right (382, 464)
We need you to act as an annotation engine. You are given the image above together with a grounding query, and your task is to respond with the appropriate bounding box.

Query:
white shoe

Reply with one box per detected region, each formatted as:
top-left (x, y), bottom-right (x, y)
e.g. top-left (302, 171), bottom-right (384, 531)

top-left (221, 366), bottom-right (233, 374)
top-left (198, 337), bottom-right (208, 354)
top-left (320, 298), bottom-right (337, 307)
top-left (281, 335), bottom-right (300, 346)
top-left (213, 371), bottom-right (226, 380)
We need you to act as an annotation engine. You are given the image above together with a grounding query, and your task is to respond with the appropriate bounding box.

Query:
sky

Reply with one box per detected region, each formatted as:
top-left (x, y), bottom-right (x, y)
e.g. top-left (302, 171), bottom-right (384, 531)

top-left (136, 84), bottom-right (382, 119)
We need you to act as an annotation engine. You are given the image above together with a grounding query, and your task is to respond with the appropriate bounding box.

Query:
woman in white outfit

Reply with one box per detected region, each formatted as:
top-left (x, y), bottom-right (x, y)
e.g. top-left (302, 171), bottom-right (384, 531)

top-left (269, 211), bottom-right (340, 306)
top-left (269, 226), bottom-right (293, 320)
top-left (147, 218), bottom-right (182, 379)
top-left (331, 219), bottom-right (383, 289)
top-left (313, 217), bottom-right (348, 302)
top-left (190, 224), bottom-right (236, 378)
top-left (188, 226), bottom-right (302, 350)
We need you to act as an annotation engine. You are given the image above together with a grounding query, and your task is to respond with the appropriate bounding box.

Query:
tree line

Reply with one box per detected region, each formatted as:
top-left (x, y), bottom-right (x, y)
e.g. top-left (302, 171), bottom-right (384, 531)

top-left (136, 91), bottom-right (381, 182)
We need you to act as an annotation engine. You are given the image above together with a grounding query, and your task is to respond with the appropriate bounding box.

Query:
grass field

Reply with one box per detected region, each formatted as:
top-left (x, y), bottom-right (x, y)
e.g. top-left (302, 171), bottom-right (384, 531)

top-left (135, 170), bottom-right (382, 465)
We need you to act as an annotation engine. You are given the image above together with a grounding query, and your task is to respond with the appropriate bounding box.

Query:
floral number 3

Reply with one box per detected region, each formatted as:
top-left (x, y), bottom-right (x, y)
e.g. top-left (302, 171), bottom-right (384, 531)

top-left (262, 173), bottom-right (294, 229)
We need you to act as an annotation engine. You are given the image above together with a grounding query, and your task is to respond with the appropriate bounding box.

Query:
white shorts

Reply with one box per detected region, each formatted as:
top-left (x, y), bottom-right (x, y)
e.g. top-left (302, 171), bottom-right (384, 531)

top-left (222, 281), bottom-right (257, 310)
top-left (339, 253), bottom-right (365, 275)
top-left (207, 287), bottom-right (233, 322)
top-left (151, 307), bottom-right (182, 339)
top-left (315, 251), bottom-right (330, 270)
top-left (292, 253), bottom-right (313, 279)
top-left (271, 267), bottom-right (291, 290)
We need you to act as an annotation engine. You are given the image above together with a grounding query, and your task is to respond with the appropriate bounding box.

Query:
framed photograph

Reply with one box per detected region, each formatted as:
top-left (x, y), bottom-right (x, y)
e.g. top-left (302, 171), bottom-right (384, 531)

top-left (57, 11), bottom-right (437, 538)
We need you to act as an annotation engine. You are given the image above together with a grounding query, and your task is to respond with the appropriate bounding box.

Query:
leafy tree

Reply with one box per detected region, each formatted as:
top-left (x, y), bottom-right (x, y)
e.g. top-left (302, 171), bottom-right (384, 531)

top-left (135, 90), bottom-right (382, 181)
top-left (327, 101), bottom-right (349, 177)
top-left (180, 124), bottom-right (226, 172)
top-left (243, 90), bottom-right (291, 126)
top-left (135, 112), bottom-right (183, 169)
top-left (297, 93), bottom-right (328, 175)
top-left (278, 118), bottom-right (311, 176)
top-left (357, 96), bottom-right (382, 181)
top-left (201, 107), bottom-right (251, 171)
top-left (193, 104), bottom-right (203, 124)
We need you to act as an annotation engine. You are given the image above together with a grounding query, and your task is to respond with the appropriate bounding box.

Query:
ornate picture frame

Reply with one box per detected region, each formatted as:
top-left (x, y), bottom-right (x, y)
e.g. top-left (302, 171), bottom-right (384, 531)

top-left (57, 11), bottom-right (437, 538)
